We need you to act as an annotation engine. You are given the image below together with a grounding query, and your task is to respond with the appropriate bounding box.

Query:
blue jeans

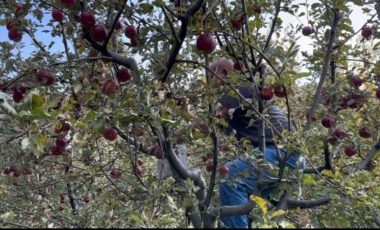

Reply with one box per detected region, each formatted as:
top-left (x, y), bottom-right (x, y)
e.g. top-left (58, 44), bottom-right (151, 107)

top-left (219, 147), bottom-right (304, 228)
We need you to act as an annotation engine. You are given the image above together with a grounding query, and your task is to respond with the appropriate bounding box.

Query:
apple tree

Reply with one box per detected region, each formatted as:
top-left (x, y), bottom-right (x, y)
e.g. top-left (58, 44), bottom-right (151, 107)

top-left (1, 0), bottom-right (380, 228)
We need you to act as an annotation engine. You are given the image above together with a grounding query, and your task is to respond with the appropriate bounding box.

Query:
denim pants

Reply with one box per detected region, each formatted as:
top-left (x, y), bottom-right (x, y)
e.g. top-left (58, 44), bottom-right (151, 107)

top-left (219, 147), bottom-right (304, 228)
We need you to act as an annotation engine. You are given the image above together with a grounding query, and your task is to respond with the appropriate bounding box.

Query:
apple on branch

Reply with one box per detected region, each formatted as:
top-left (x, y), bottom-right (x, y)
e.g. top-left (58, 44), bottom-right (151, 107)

top-left (196, 33), bottom-right (216, 54)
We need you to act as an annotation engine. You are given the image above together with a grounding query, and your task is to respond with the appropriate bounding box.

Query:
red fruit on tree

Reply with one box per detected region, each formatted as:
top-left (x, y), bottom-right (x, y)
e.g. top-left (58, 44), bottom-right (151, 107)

top-left (230, 12), bottom-right (245, 30)
top-left (52, 9), bottom-right (65, 22)
top-left (13, 170), bottom-right (21, 177)
top-left (358, 127), bottom-right (371, 139)
top-left (253, 4), bottom-right (262, 14)
top-left (196, 33), bottom-right (216, 54)
top-left (90, 24), bottom-right (107, 43)
top-left (55, 121), bottom-right (71, 134)
top-left (351, 75), bottom-right (363, 88)
top-left (60, 0), bottom-right (77, 8)
top-left (6, 19), bottom-right (18, 31)
top-left (206, 162), bottom-right (213, 172)
top-left (110, 169), bottom-right (122, 179)
top-left (115, 20), bottom-right (124, 30)
top-left (103, 127), bottom-right (118, 141)
top-left (12, 92), bottom-right (24, 103)
top-left (274, 85), bottom-right (286, 97)
top-left (13, 83), bottom-right (27, 94)
top-left (302, 26), bottom-right (314, 36)
top-left (328, 137), bottom-right (339, 146)
top-left (233, 60), bottom-right (244, 71)
top-left (8, 29), bottom-right (22, 42)
top-left (101, 79), bottom-right (119, 95)
top-left (3, 167), bottom-right (11, 175)
top-left (321, 117), bottom-right (336, 128)
top-left (58, 205), bottom-right (64, 211)
top-left (259, 88), bottom-right (274, 100)
top-left (124, 25), bottom-right (137, 38)
top-left (56, 135), bottom-right (68, 148)
top-left (218, 166), bottom-right (229, 175)
top-left (49, 146), bottom-right (63, 156)
top-left (130, 36), bottom-right (139, 47)
top-left (13, 3), bottom-right (24, 15)
top-left (361, 26), bottom-right (373, 39)
top-left (80, 11), bottom-right (96, 28)
top-left (83, 196), bottom-right (91, 204)
top-left (36, 69), bottom-right (55, 86)
top-left (117, 68), bottom-right (132, 82)
top-left (334, 128), bottom-right (347, 140)
top-left (376, 89), bottom-right (380, 99)
top-left (344, 146), bottom-right (356, 157)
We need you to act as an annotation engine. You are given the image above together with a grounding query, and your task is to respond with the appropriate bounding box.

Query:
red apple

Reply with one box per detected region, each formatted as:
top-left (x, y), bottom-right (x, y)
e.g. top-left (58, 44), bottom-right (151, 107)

top-left (83, 196), bottom-right (91, 204)
top-left (12, 92), bottom-right (23, 103)
top-left (56, 135), bottom-right (68, 148)
top-left (259, 88), bottom-right (274, 100)
top-left (302, 26), bottom-right (314, 36)
top-left (3, 167), bottom-right (11, 175)
top-left (90, 24), bottom-right (107, 43)
top-left (358, 127), bottom-right (371, 139)
top-left (344, 146), bottom-right (356, 157)
top-left (49, 146), bottom-right (63, 156)
top-left (80, 11), bottom-right (96, 28)
top-left (361, 26), bottom-right (373, 39)
top-left (328, 137), bottom-right (339, 146)
top-left (274, 85), bottom-right (286, 97)
top-left (124, 25), bottom-right (137, 38)
top-left (13, 83), bottom-right (27, 94)
top-left (321, 117), bottom-right (335, 128)
top-left (60, 0), bottom-right (77, 8)
top-left (351, 75), bottom-right (363, 88)
top-left (101, 79), bottom-right (119, 95)
top-left (9, 166), bottom-right (17, 173)
top-left (115, 20), bottom-right (123, 30)
top-left (60, 195), bottom-right (65, 203)
top-left (233, 60), bottom-right (244, 71)
top-left (6, 19), bottom-right (18, 31)
top-left (55, 121), bottom-right (71, 134)
top-left (117, 68), bottom-right (132, 82)
top-left (8, 29), bottom-right (22, 42)
top-left (376, 89), bottom-right (380, 99)
top-left (110, 169), bottom-right (122, 179)
top-left (36, 69), bottom-right (55, 86)
top-left (13, 3), bottom-right (24, 15)
top-left (52, 9), bottom-right (65, 22)
top-left (13, 170), bottom-right (21, 177)
top-left (218, 166), bottom-right (229, 175)
top-left (230, 12), bottom-right (245, 30)
top-left (58, 205), bottom-right (64, 211)
top-left (103, 127), bottom-right (118, 141)
top-left (196, 33), bottom-right (216, 54)
top-left (334, 128), bottom-right (347, 140)
top-left (253, 4), bottom-right (262, 14)
top-left (206, 162), bottom-right (213, 172)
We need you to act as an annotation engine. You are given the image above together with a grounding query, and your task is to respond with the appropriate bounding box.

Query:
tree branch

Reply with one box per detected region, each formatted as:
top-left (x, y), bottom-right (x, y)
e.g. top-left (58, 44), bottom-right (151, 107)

top-left (304, 10), bottom-right (340, 131)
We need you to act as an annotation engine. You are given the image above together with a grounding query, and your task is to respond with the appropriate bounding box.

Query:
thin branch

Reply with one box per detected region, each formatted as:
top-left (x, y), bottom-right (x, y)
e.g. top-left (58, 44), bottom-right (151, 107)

top-left (304, 10), bottom-right (340, 131)
top-left (103, 0), bottom-right (127, 48)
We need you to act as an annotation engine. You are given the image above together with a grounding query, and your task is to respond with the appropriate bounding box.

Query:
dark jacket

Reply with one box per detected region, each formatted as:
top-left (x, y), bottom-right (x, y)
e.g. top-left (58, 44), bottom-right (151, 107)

top-left (217, 86), bottom-right (291, 147)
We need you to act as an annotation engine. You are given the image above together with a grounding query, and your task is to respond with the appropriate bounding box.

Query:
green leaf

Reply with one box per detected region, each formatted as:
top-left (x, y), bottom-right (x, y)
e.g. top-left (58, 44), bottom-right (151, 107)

top-left (0, 99), bottom-right (17, 116)
top-left (303, 175), bottom-right (317, 186)
top-left (140, 3), bottom-right (154, 14)
top-left (157, 217), bottom-right (176, 226)
top-left (129, 214), bottom-right (144, 225)
top-left (269, 210), bottom-right (286, 220)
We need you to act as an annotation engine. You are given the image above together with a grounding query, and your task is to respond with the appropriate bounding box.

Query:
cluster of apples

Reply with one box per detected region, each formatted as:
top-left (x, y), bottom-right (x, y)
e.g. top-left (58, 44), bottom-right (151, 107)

top-left (6, 2), bottom-right (25, 42)
top-left (48, 121), bottom-right (71, 156)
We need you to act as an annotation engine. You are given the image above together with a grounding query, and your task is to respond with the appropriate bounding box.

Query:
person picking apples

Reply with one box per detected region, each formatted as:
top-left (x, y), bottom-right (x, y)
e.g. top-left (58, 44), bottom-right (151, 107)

top-left (189, 58), bottom-right (305, 228)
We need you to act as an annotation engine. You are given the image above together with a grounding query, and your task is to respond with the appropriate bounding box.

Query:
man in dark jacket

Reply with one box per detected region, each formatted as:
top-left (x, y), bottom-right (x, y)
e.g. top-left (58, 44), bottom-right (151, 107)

top-left (210, 59), bottom-right (304, 228)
